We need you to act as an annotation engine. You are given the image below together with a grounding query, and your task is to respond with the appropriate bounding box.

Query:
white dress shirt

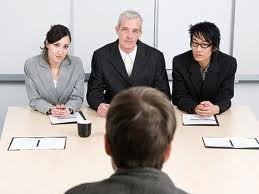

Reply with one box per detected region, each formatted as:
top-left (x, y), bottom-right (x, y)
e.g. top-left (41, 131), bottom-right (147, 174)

top-left (119, 46), bottom-right (137, 76)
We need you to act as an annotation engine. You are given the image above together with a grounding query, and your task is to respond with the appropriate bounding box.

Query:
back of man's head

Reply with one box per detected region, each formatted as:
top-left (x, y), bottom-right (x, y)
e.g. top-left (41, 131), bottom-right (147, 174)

top-left (106, 86), bottom-right (177, 169)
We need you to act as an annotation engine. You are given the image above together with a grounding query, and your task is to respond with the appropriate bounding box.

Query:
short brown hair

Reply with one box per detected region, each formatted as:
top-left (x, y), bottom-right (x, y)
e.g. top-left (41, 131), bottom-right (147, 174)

top-left (106, 86), bottom-right (177, 169)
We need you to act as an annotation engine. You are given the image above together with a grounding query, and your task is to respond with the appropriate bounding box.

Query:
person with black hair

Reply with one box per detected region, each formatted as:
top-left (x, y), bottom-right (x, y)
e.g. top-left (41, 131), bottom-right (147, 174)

top-left (65, 87), bottom-right (188, 194)
top-left (24, 24), bottom-right (84, 117)
top-left (172, 21), bottom-right (237, 116)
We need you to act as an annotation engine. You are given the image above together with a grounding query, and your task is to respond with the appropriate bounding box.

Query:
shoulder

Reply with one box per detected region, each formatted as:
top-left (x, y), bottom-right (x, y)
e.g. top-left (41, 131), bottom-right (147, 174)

top-left (173, 50), bottom-right (193, 71)
top-left (67, 55), bottom-right (83, 65)
top-left (25, 54), bottom-right (42, 66)
top-left (173, 50), bottom-right (192, 62)
top-left (65, 181), bottom-right (108, 194)
top-left (66, 55), bottom-right (84, 70)
top-left (215, 51), bottom-right (237, 64)
top-left (94, 40), bottom-right (118, 56)
top-left (24, 54), bottom-right (43, 74)
top-left (138, 40), bottom-right (163, 56)
top-left (65, 183), bottom-right (86, 194)
top-left (213, 51), bottom-right (237, 72)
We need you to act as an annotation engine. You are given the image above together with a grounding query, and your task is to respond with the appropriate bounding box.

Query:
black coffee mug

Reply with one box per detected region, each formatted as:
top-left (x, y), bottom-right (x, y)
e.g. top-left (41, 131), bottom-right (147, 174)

top-left (77, 120), bottom-right (91, 137)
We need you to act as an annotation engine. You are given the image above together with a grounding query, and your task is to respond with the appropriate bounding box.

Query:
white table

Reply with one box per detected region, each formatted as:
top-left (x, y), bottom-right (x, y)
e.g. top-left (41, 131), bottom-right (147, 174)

top-left (0, 106), bottom-right (258, 194)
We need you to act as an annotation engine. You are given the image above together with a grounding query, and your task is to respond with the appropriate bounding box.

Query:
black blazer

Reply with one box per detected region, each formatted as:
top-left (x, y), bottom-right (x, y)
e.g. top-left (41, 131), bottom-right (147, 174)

top-left (65, 168), bottom-right (188, 194)
top-left (87, 40), bottom-right (171, 110)
top-left (172, 50), bottom-right (237, 114)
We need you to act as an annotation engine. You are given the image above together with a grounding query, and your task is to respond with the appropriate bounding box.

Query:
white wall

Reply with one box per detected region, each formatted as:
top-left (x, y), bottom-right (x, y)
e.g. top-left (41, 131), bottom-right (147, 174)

top-left (0, 0), bottom-right (70, 74)
top-left (233, 0), bottom-right (259, 77)
top-left (1, 0), bottom-right (259, 79)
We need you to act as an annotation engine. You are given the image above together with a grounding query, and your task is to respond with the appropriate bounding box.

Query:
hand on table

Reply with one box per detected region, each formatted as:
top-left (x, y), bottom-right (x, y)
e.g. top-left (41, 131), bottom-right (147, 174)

top-left (51, 104), bottom-right (70, 117)
top-left (194, 101), bottom-right (220, 117)
top-left (97, 103), bottom-right (110, 118)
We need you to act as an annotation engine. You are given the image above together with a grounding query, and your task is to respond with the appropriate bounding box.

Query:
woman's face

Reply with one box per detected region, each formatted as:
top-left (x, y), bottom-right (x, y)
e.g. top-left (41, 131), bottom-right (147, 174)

top-left (46, 35), bottom-right (70, 66)
top-left (191, 34), bottom-right (213, 67)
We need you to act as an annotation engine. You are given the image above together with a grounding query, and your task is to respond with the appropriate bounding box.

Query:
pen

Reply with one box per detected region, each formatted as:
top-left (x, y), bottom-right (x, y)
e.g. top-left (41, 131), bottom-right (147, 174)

top-left (36, 140), bottom-right (40, 147)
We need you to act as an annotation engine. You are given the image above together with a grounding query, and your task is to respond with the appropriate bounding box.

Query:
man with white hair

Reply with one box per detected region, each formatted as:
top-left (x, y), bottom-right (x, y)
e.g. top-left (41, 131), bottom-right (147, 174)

top-left (87, 10), bottom-right (171, 118)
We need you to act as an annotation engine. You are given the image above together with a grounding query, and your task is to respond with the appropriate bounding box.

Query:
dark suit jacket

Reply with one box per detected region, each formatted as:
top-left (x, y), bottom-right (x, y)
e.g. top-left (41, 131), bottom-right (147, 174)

top-left (87, 40), bottom-right (171, 110)
top-left (172, 50), bottom-right (237, 114)
top-left (65, 168), bottom-right (188, 194)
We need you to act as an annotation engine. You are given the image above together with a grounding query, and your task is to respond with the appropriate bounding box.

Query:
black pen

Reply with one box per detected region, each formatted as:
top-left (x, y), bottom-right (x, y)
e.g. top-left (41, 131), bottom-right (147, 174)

top-left (36, 140), bottom-right (40, 147)
top-left (229, 140), bottom-right (234, 147)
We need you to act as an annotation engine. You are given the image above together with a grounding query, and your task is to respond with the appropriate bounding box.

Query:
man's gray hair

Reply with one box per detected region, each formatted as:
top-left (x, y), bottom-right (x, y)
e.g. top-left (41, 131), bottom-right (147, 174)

top-left (117, 10), bottom-right (143, 30)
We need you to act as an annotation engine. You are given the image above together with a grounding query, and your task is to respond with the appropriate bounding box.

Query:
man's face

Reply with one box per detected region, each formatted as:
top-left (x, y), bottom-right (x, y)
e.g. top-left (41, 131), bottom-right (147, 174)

top-left (116, 16), bottom-right (142, 54)
top-left (191, 34), bottom-right (213, 67)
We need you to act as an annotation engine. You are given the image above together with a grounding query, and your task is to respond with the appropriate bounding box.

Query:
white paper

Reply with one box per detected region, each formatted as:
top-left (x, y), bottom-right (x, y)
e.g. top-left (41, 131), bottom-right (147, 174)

top-left (48, 112), bottom-right (84, 124)
top-left (37, 137), bottom-right (66, 150)
top-left (203, 137), bottom-right (232, 148)
top-left (182, 114), bottom-right (217, 125)
top-left (8, 137), bottom-right (66, 151)
top-left (230, 137), bottom-right (259, 148)
top-left (9, 138), bottom-right (39, 150)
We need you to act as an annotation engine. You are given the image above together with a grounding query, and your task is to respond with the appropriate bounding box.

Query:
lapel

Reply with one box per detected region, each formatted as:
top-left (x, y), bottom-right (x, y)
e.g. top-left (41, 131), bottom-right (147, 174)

top-left (202, 51), bottom-right (219, 91)
top-left (130, 40), bottom-right (148, 82)
top-left (56, 57), bottom-right (71, 101)
top-left (109, 40), bottom-right (130, 83)
top-left (189, 55), bottom-right (203, 97)
top-left (39, 56), bottom-right (59, 103)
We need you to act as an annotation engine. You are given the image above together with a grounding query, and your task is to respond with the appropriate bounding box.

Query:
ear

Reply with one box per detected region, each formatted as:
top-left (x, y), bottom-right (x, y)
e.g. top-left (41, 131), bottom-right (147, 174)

top-left (213, 47), bottom-right (218, 52)
top-left (104, 134), bottom-right (112, 156)
top-left (139, 29), bottom-right (142, 36)
top-left (45, 40), bottom-right (49, 49)
top-left (115, 26), bottom-right (119, 35)
top-left (164, 143), bottom-right (172, 162)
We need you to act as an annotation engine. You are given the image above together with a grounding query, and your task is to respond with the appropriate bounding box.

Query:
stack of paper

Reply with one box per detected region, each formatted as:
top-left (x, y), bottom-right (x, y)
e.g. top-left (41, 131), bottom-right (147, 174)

top-left (202, 137), bottom-right (259, 149)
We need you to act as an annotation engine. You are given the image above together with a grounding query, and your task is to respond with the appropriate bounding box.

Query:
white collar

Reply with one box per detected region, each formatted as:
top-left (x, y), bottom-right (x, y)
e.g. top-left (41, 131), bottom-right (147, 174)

top-left (119, 45), bottom-right (137, 63)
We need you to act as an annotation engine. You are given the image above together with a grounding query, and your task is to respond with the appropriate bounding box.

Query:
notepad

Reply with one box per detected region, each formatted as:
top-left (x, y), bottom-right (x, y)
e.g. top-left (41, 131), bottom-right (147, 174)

top-left (48, 111), bottom-right (85, 125)
top-left (182, 113), bottom-right (219, 126)
top-left (8, 137), bottom-right (67, 151)
top-left (202, 137), bottom-right (259, 149)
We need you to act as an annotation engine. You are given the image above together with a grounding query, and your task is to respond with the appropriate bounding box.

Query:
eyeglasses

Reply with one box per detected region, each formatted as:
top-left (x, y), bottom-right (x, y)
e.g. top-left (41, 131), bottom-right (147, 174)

top-left (191, 42), bottom-right (212, 49)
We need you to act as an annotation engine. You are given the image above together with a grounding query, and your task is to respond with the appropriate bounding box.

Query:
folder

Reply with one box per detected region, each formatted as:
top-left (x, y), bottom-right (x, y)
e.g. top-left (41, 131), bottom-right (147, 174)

top-left (202, 137), bottom-right (259, 149)
top-left (182, 113), bottom-right (219, 126)
top-left (8, 137), bottom-right (67, 151)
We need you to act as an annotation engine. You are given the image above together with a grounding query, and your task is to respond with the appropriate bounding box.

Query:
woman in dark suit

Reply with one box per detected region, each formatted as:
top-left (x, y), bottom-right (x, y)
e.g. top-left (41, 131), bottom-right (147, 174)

top-left (24, 25), bottom-right (85, 117)
top-left (172, 21), bottom-right (237, 116)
